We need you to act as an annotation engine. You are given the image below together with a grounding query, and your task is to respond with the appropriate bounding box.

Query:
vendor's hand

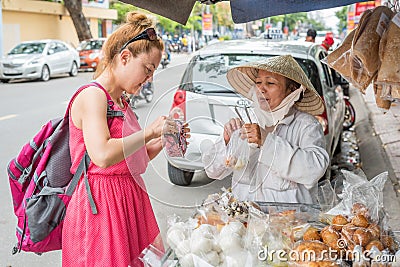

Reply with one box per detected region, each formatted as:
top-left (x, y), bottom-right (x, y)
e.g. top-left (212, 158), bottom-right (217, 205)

top-left (182, 122), bottom-right (191, 146)
top-left (223, 118), bottom-right (243, 145)
top-left (241, 123), bottom-right (262, 147)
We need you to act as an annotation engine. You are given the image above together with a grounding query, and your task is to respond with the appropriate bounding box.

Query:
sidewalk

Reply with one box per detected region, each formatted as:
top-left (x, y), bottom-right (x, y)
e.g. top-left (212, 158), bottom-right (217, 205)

top-left (355, 84), bottom-right (400, 231)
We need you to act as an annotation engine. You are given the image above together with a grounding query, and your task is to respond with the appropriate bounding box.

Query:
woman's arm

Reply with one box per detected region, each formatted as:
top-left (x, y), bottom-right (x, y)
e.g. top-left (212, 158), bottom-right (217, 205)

top-left (71, 87), bottom-right (163, 168)
top-left (146, 137), bottom-right (162, 160)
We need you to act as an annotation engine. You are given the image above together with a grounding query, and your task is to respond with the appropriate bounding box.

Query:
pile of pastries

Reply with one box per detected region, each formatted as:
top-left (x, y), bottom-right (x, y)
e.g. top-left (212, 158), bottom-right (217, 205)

top-left (292, 203), bottom-right (398, 266)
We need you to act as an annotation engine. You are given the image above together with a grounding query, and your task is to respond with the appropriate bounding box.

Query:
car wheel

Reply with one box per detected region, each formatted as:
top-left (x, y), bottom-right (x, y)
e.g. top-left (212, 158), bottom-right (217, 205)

top-left (40, 65), bottom-right (50, 81)
top-left (167, 162), bottom-right (194, 186)
top-left (1, 79), bottom-right (10, 83)
top-left (69, 62), bottom-right (78, 77)
top-left (343, 99), bottom-right (356, 130)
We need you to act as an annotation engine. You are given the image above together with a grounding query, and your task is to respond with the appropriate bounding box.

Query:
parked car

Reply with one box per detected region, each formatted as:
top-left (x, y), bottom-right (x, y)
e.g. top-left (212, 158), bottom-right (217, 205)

top-left (77, 38), bottom-right (106, 71)
top-left (168, 39), bottom-right (345, 185)
top-left (0, 39), bottom-right (79, 83)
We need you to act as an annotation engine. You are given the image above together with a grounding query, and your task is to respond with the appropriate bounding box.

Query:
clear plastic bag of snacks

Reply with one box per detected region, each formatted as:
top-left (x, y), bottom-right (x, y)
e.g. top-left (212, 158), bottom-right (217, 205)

top-left (162, 120), bottom-right (187, 158)
top-left (224, 129), bottom-right (250, 170)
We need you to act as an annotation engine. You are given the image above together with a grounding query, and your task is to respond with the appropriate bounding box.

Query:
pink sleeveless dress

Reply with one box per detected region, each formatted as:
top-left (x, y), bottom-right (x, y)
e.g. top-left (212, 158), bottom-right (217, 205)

top-left (62, 89), bottom-right (160, 267)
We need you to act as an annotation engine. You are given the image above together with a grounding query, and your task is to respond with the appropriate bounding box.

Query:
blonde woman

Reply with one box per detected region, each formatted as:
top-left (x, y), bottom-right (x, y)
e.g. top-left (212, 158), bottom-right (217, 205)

top-left (62, 12), bottom-right (187, 266)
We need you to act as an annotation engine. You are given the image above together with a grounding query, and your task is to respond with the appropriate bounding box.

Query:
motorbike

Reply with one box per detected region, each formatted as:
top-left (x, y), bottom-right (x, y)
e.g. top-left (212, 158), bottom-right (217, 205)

top-left (343, 95), bottom-right (356, 130)
top-left (129, 81), bottom-right (154, 109)
top-left (340, 78), bottom-right (356, 130)
top-left (161, 51), bottom-right (170, 69)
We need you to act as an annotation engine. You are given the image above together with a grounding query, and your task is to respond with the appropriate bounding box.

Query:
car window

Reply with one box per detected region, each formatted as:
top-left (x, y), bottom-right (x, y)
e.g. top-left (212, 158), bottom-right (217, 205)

top-left (8, 42), bottom-right (46, 55)
top-left (181, 54), bottom-right (323, 96)
top-left (294, 58), bottom-right (323, 96)
top-left (319, 51), bottom-right (334, 88)
top-left (55, 43), bottom-right (68, 52)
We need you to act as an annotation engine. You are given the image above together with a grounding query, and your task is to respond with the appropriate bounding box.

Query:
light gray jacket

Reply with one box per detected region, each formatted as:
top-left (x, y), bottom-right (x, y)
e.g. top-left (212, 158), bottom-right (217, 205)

top-left (202, 108), bottom-right (329, 204)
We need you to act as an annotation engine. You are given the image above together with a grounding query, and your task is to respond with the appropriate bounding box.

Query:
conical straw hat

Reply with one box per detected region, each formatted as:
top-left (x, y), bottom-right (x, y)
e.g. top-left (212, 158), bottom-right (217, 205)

top-left (226, 54), bottom-right (325, 116)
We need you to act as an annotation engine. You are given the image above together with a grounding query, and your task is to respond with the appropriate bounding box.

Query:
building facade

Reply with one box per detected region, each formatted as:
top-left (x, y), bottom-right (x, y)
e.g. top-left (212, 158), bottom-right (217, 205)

top-left (1, 0), bottom-right (117, 54)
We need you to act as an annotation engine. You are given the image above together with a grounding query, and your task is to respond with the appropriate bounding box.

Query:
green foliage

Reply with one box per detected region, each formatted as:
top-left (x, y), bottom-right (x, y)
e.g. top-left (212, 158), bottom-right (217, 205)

top-left (269, 12), bottom-right (324, 31)
top-left (110, 2), bottom-right (138, 25)
top-left (335, 6), bottom-right (348, 34)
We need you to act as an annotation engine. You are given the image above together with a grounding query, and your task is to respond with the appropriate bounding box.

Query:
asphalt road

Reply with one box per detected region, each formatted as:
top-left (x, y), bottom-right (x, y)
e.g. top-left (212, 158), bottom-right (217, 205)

top-left (0, 53), bottom-right (397, 266)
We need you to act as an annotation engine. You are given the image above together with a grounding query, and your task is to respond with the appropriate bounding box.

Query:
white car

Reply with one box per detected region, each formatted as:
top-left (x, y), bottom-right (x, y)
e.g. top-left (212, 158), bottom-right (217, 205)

top-left (0, 39), bottom-right (80, 83)
top-left (168, 39), bottom-right (345, 186)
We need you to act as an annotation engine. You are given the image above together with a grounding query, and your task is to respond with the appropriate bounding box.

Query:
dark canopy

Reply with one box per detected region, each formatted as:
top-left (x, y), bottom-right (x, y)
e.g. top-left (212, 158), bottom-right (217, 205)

top-left (118, 0), bottom-right (364, 24)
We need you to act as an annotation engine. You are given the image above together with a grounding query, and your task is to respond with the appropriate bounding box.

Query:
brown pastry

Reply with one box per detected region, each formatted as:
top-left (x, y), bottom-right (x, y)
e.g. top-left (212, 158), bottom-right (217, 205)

top-left (365, 240), bottom-right (384, 251)
top-left (351, 214), bottom-right (369, 228)
top-left (303, 227), bottom-right (321, 242)
top-left (197, 212), bottom-right (225, 226)
top-left (342, 224), bottom-right (357, 241)
top-left (381, 235), bottom-right (399, 253)
top-left (332, 215), bottom-right (348, 231)
top-left (351, 203), bottom-right (369, 218)
top-left (307, 261), bottom-right (339, 267)
top-left (353, 228), bottom-right (372, 247)
top-left (321, 226), bottom-right (341, 250)
top-left (367, 223), bottom-right (381, 240)
top-left (294, 241), bottom-right (330, 260)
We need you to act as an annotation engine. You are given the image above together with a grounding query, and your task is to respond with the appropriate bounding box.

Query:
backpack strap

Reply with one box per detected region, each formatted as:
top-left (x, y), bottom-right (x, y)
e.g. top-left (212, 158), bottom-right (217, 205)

top-left (66, 82), bottom-right (124, 215)
top-left (65, 81), bottom-right (124, 119)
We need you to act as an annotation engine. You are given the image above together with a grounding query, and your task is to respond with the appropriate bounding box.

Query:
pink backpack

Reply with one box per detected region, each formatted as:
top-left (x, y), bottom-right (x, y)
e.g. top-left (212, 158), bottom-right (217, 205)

top-left (7, 82), bottom-right (123, 254)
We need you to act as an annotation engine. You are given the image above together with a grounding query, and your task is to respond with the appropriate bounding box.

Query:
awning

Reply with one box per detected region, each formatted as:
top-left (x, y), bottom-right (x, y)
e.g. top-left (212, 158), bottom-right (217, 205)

top-left (118, 0), bottom-right (364, 24)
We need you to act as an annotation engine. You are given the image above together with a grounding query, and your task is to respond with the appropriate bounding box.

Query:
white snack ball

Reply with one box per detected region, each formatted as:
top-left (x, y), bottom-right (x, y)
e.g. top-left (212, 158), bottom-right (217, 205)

top-left (203, 250), bottom-right (220, 266)
top-left (223, 250), bottom-right (251, 267)
top-left (179, 253), bottom-right (195, 267)
top-left (191, 224), bottom-right (217, 240)
top-left (218, 234), bottom-right (243, 254)
top-left (167, 222), bottom-right (186, 235)
top-left (220, 221), bottom-right (246, 237)
top-left (190, 236), bottom-right (214, 254)
top-left (175, 239), bottom-right (191, 259)
top-left (166, 228), bottom-right (186, 249)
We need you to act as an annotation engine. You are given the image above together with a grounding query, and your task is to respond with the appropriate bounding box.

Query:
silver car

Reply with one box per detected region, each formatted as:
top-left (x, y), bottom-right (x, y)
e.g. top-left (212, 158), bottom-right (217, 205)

top-left (0, 39), bottom-right (80, 83)
top-left (167, 39), bottom-right (346, 186)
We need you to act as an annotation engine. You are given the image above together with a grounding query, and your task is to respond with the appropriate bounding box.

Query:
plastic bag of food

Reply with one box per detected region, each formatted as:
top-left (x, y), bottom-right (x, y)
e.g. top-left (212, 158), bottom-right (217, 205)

top-left (350, 6), bottom-right (394, 92)
top-left (162, 120), bottom-right (187, 157)
top-left (225, 129), bottom-right (250, 170)
top-left (376, 13), bottom-right (400, 89)
top-left (324, 30), bottom-right (355, 84)
top-left (326, 170), bottom-right (388, 223)
top-left (135, 232), bottom-right (176, 267)
top-left (373, 82), bottom-right (392, 112)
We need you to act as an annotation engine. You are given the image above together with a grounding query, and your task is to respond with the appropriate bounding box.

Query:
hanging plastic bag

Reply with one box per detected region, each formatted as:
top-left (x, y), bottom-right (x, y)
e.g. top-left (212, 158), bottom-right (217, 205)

top-left (350, 6), bottom-right (394, 92)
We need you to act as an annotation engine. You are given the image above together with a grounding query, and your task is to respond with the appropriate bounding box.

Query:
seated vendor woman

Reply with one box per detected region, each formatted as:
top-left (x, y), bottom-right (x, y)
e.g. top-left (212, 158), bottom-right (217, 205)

top-left (202, 55), bottom-right (329, 204)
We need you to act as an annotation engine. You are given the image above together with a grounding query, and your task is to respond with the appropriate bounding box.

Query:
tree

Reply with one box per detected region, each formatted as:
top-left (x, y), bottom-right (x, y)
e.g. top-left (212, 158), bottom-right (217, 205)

top-left (335, 6), bottom-right (348, 34)
top-left (64, 0), bottom-right (92, 41)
